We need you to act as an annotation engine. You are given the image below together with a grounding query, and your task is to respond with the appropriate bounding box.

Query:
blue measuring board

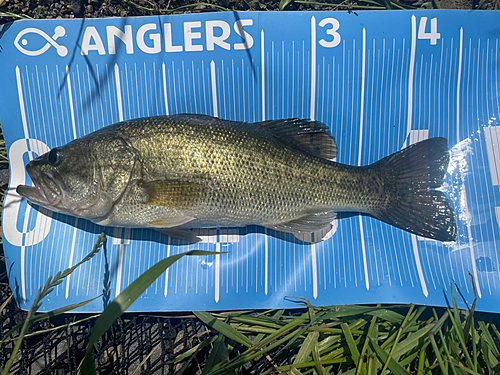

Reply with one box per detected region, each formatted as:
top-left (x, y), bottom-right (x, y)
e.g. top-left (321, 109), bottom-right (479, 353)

top-left (0, 11), bottom-right (499, 313)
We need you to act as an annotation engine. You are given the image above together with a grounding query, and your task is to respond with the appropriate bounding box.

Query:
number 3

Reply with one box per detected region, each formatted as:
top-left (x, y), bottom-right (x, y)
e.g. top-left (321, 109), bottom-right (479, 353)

top-left (318, 18), bottom-right (341, 48)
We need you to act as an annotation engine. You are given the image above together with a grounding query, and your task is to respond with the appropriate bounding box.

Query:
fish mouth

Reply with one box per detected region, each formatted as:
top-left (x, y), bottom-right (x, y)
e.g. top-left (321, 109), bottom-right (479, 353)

top-left (16, 168), bottom-right (63, 208)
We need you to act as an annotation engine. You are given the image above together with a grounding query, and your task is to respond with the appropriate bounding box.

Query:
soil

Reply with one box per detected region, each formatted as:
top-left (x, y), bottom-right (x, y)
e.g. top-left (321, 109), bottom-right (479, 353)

top-left (0, 0), bottom-right (498, 27)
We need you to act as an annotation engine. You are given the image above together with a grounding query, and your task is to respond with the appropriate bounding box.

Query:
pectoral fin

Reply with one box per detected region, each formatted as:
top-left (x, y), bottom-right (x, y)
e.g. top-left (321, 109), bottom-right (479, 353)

top-left (140, 180), bottom-right (207, 209)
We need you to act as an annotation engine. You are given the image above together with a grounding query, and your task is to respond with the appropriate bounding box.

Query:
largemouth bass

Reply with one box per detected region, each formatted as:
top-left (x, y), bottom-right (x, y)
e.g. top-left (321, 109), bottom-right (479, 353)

top-left (16, 115), bottom-right (457, 242)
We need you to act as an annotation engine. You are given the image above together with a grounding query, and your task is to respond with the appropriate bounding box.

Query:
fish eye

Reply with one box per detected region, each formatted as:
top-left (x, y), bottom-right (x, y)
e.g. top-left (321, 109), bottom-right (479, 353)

top-left (47, 148), bottom-right (62, 165)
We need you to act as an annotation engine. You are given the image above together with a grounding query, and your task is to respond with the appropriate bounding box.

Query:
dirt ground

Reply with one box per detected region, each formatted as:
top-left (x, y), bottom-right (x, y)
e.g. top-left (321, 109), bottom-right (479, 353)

top-left (0, 0), bottom-right (499, 27)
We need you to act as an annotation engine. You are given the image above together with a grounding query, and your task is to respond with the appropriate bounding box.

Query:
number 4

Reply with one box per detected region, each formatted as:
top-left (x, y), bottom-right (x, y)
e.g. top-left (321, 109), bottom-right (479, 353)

top-left (418, 17), bottom-right (440, 45)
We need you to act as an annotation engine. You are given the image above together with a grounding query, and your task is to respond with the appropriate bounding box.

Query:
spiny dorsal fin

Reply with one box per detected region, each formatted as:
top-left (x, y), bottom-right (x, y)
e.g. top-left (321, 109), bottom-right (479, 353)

top-left (255, 119), bottom-right (337, 161)
top-left (140, 180), bottom-right (207, 209)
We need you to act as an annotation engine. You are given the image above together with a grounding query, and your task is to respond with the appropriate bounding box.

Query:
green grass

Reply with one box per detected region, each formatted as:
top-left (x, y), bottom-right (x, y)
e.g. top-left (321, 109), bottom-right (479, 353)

top-left (173, 293), bottom-right (500, 375)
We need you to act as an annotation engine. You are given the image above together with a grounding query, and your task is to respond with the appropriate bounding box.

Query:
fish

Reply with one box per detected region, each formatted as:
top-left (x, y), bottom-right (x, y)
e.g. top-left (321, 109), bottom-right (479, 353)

top-left (16, 114), bottom-right (457, 243)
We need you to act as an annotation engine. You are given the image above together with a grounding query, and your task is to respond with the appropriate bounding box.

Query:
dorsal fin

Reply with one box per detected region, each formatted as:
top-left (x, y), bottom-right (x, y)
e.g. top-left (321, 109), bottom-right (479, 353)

top-left (255, 119), bottom-right (337, 161)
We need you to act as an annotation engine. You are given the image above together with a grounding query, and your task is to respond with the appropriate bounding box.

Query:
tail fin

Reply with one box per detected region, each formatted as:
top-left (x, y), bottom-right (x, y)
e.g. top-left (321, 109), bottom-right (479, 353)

top-left (370, 137), bottom-right (457, 242)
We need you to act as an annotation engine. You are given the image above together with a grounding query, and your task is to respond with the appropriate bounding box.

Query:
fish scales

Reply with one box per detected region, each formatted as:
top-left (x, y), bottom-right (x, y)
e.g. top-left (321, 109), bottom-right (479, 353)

top-left (16, 114), bottom-right (457, 242)
top-left (113, 117), bottom-right (383, 225)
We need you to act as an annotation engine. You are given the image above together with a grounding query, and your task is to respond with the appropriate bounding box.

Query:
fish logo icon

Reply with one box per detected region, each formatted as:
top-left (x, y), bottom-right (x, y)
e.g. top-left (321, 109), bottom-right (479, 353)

top-left (14, 26), bottom-right (68, 57)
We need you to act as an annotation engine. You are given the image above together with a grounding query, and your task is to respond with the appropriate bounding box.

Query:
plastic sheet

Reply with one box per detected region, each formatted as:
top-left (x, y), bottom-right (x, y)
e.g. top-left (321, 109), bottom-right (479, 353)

top-left (0, 10), bottom-right (499, 312)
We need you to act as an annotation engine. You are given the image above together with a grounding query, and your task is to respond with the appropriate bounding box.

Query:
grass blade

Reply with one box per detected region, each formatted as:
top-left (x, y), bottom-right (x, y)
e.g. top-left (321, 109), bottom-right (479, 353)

top-left (79, 250), bottom-right (220, 374)
top-left (202, 333), bottom-right (227, 374)
top-left (194, 311), bottom-right (252, 348)
top-left (428, 331), bottom-right (449, 375)
top-left (294, 330), bottom-right (319, 364)
top-left (367, 310), bottom-right (405, 324)
top-left (342, 322), bottom-right (360, 365)
top-left (311, 331), bottom-right (324, 375)
top-left (479, 322), bottom-right (498, 353)
top-left (447, 286), bottom-right (474, 369)
top-left (175, 336), bottom-right (218, 375)
top-left (391, 321), bottom-right (434, 359)
top-left (1, 233), bottom-right (106, 375)
top-left (369, 337), bottom-right (411, 375)
top-left (463, 272), bottom-right (478, 343)
top-left (1, 294), bottom-right (101, 345)
top-left (279, 0), bottom-right (294, 10)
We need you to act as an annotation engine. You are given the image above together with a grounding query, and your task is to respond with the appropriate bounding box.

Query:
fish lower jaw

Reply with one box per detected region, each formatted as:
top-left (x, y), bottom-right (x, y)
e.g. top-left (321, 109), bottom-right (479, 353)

top-left (17, 184), bottom-right (51, 206)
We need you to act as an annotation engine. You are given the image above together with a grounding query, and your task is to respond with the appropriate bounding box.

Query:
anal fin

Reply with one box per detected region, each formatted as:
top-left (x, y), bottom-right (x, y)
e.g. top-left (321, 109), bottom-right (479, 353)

top-left (293, 227), bottom-right (335, 243)
top-left (270, 211), bottom-right (337, 241)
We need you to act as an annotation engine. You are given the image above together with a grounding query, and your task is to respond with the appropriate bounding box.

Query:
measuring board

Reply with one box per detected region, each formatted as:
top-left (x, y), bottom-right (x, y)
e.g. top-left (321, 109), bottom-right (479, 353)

top-left (0, 11), bottom-right (499, 313)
